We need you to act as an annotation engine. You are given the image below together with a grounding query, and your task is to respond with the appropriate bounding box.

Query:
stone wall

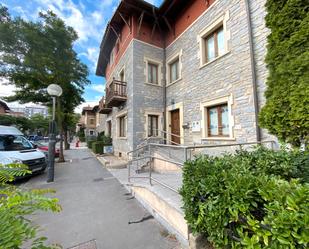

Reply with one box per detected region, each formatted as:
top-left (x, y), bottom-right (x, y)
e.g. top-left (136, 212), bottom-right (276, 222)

top-left (165, 0), bottom-right (267, 145)
top-left (132, 40), bottom-right (165, 148)
top-left (105, 42), bottom-right (134, 158)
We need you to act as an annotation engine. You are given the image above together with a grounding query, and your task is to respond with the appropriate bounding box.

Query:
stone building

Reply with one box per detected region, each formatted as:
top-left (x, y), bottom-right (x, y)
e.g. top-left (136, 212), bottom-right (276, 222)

top-left (96, 0), bottom-right (274, 158)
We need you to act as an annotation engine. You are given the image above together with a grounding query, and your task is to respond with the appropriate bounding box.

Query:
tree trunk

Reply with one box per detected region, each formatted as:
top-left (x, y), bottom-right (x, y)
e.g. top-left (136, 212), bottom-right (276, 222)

top-left (64, 127), bottom-right (70, 150)
top-left (58, 128), bottom-right (65, 162)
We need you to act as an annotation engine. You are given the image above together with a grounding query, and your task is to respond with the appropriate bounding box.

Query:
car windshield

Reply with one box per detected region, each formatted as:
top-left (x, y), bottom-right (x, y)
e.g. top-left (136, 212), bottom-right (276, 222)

top-left (0, 135), bottom-right (34, 151)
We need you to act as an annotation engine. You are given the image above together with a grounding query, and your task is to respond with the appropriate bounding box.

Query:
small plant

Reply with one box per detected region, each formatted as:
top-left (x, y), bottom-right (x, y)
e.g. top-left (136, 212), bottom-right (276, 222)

top-left (0, 163), bottom-right (62, 248)
top-left (92, 141), bottom-right (104, 154)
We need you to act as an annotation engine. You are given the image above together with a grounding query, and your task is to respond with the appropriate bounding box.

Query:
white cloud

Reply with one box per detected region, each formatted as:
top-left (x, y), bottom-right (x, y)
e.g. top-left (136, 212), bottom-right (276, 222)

top-left (34, 0), bottom-right (106, 44)
top-left (0, 78), bottom-right (17, 98)
top-left (91, 84), bottom-right (105, 93)
top-left (79, 47), bottom-right (99, 73)
top-left (74, 95), bottom-right (101, 113)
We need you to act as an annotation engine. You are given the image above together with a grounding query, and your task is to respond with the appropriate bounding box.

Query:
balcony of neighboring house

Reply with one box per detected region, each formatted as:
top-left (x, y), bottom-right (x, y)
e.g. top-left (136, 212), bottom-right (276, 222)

top-left (105, 79), bottom-right (127, 107)
top-left (98, 97), bottom-right (112, 114)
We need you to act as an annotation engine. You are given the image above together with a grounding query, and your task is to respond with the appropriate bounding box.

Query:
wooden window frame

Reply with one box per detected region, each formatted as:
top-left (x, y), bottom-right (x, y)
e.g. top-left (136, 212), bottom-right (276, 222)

top-left (169, 58), bottom-right (180, 83)
top-left (207, 103), bottom-right (229, 137)
top-left (204, 26), bottom-right (224, 63)
top-left (148, 115), bottom-right (159, 137)
top-left (118, 115), bottom-right (126, 138)
top-left (148, 63), bottom-right (159, 85)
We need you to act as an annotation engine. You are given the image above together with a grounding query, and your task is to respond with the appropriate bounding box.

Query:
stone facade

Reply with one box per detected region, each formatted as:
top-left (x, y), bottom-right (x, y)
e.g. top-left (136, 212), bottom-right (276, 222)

top-left (98, 0), bottom-right (275, 157)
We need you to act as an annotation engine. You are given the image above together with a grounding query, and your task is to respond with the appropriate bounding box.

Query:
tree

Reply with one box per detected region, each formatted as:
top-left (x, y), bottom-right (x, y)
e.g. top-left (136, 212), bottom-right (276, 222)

top-left (0, 7), bottom-right (90, 161)
top-left (259, 0), bottom-right (309, 147)
top-left (0, 163), bottom-right (61, 248)
top-left (0, 115), bottom-right (32, 132)
top-left (29, 114), bottom-right (50, 136)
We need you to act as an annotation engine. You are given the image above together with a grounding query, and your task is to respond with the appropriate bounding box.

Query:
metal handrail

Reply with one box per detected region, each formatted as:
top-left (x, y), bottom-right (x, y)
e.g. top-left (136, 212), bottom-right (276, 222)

top-left (128, 155), bottom-right (182, 193)
top-left (128, 140), bottom-right (276, 194)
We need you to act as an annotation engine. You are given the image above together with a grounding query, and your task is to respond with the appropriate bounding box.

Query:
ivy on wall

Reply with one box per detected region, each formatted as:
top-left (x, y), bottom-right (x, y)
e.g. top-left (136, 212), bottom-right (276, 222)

top-left (259, 0), bottom-right (309, 147)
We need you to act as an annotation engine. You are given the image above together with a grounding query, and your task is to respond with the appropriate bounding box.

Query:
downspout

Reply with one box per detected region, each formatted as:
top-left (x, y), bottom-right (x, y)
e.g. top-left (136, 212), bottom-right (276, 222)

top-left (162, 35), bottom-right (167, 141)
top-left (244, 0), bottom-right (261, 142)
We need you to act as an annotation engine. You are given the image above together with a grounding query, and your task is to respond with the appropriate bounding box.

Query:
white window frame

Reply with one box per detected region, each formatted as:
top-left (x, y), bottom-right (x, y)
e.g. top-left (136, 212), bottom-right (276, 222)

top-left (198, 11), bottom-right (230, 68)
top-left (144, 57), bottom-right (162, 86)
top-left (200, 94), bottom-right (235, 140)
top-left (166, 50), bottom-right (183, 86)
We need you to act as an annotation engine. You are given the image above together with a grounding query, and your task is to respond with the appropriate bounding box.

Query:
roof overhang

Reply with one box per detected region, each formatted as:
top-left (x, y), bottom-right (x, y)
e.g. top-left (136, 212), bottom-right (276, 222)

top-left (96, 0), bottom-right (159, 77)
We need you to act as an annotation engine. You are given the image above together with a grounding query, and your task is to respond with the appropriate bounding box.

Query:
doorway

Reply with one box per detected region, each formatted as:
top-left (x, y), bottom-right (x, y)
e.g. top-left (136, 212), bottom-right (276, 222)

top-left (170, 109), bottom-right (180, 144)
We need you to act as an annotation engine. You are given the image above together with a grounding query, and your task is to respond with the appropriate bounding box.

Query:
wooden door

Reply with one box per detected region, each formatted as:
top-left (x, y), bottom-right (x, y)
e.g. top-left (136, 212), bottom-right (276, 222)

top-left (170, 109), bottom-right (180, 144)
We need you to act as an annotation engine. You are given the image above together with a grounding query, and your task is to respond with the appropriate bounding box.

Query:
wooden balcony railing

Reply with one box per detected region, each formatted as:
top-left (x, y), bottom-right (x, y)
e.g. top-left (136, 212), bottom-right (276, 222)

top-left (105, 79), bottom-right (127, 107)
top-left (98, 97), bottom-right (112, 114)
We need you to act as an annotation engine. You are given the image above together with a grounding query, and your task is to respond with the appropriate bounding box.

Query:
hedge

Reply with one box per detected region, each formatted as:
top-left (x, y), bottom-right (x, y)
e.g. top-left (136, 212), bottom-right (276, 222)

top-left (180, 147), bottom-right (309, 248)
top-left (87, 140), bottom-right (96, 149)
top-left (92, 141), bottom-right (104, 154)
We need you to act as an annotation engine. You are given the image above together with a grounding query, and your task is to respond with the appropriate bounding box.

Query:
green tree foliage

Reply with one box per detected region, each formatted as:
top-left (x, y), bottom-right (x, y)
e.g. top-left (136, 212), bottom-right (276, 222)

top-left (259, 0), bottom-right (309, 147)
top-left (0, 115), bottom-right (32, 132)
top-left (0, 163), bottom-right (61, 248)
top-left (0, 6), bottom-right (90, 160)
top-left (0, 114), bottom-right (49, 135)
top-left (180, 147), bottom-right (309, 248)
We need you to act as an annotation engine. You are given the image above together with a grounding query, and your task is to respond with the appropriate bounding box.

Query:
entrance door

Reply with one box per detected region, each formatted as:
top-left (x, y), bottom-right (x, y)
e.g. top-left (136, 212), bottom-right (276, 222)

top-left (170, 109), bottom-right (180, 144)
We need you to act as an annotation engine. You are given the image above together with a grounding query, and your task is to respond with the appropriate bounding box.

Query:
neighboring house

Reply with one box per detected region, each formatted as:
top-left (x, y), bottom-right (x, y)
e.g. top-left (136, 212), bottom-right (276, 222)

top-left (0, 99), bottom-right (11, 115)
top-left (96, 0), bottom-right (274, 158)
top-left (81, 106), bottom-right (97, 137)
top-left (79, 105), bottom-right (106, 137)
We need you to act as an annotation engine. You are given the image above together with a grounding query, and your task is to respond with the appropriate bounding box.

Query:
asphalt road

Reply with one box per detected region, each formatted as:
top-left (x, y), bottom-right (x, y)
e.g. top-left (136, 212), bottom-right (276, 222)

top-left (23, 148), bottom-right (180, 249)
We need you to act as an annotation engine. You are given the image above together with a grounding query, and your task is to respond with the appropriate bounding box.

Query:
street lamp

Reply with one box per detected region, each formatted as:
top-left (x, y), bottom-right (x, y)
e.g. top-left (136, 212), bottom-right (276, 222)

top-left (47, 84), bottom-right (62, 182)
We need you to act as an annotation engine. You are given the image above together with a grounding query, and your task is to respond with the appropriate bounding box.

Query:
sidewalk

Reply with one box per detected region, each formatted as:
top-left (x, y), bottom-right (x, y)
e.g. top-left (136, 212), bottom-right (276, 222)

top-left (23, 148), bottom-right (180, 249)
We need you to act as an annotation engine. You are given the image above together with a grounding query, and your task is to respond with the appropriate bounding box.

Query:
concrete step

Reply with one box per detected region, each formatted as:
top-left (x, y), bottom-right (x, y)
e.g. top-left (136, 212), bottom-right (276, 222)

top-left (97, 155), bottom-right (127, 169)
top-left (107, 168), bottom-right (189, 247)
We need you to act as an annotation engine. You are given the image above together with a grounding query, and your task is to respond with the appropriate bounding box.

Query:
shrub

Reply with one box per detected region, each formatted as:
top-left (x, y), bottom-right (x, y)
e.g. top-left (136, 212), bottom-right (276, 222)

top-left (97, 133), bottom-right (112, 145)
top-left (180, 147), bottom-right (309, 248)
top-left (92, 141), bottom-right (104, 154)
top-left (87, 139), bottom-right (96, 149)
top-left (0, 163), bottom-right (61, 248)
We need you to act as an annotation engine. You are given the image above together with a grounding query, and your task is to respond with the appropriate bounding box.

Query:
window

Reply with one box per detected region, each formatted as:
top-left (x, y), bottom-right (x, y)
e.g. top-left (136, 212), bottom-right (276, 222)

top-left (207, 104), bottom-right (229, 136)
top-left (119, 69), bottom-right (125, 82)
top-left (89, 130), bottom-right (94, 136)
top-left (169, 58), bottom-right (179, 83)
top-left (148, 115), bottom-right (159, 137)
top-left (107, 120), bottom-right (112, 136)
top-left (147, 63), bottom-right (158, 84)
top-left (205, 26), bottom-right (224, 62)
top-left (89, 118), bottom-right (95, 125)
top-left (118, 115), bottom-right (126, 137)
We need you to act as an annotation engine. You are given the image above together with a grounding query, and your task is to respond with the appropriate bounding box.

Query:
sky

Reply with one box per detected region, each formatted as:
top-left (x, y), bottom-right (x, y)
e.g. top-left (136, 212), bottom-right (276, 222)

top-left (0, 0), bottom-right (164, 112)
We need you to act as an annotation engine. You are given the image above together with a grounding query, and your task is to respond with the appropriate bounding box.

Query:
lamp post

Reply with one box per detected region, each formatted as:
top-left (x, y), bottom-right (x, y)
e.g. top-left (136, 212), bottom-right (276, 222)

top-left (47, 84), bottom-right (63, 182)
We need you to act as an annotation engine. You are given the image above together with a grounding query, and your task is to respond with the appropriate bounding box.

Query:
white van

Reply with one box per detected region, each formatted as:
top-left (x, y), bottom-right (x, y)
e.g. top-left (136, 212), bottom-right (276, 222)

top-left (0, 125), bottom-right (47, 177)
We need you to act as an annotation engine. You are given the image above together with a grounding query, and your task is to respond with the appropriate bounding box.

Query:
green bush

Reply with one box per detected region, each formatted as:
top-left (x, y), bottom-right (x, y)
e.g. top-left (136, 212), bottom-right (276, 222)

top-left (259, 0), bottom-right (309, 147)
top-left (180, 147), bottom-right (309, 248)
top-left (87, 140), bottom-right (95, 149)
top-left (97, 132), bottom-right (112, 145)
top-left (92, 141), bottom-right (104, 154)
top-left (0, 163), bottom-right (61, 248)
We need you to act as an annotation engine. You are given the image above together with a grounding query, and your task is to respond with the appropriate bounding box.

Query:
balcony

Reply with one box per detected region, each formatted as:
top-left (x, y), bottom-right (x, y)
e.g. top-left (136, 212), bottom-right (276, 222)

top-left (98, 97), bottom-right (112, 114)
top-left (105, 79), bottom-right (127, 107)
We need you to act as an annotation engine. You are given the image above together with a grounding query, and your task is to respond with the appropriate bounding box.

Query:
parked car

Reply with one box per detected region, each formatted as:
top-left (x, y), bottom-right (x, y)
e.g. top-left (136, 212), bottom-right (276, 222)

top-left (28, 135), bottom-right (44, 141)
top-left (31, 141), bottom-right (60, 158)
top-left (0, 125), bottom-right (47, 179)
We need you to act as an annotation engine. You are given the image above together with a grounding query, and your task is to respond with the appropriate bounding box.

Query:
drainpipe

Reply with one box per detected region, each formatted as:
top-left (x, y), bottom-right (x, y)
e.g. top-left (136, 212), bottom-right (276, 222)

top-left (162, 36), bottom-right (167, 141)
top-left (244, 0), bottom-right (261, 142)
